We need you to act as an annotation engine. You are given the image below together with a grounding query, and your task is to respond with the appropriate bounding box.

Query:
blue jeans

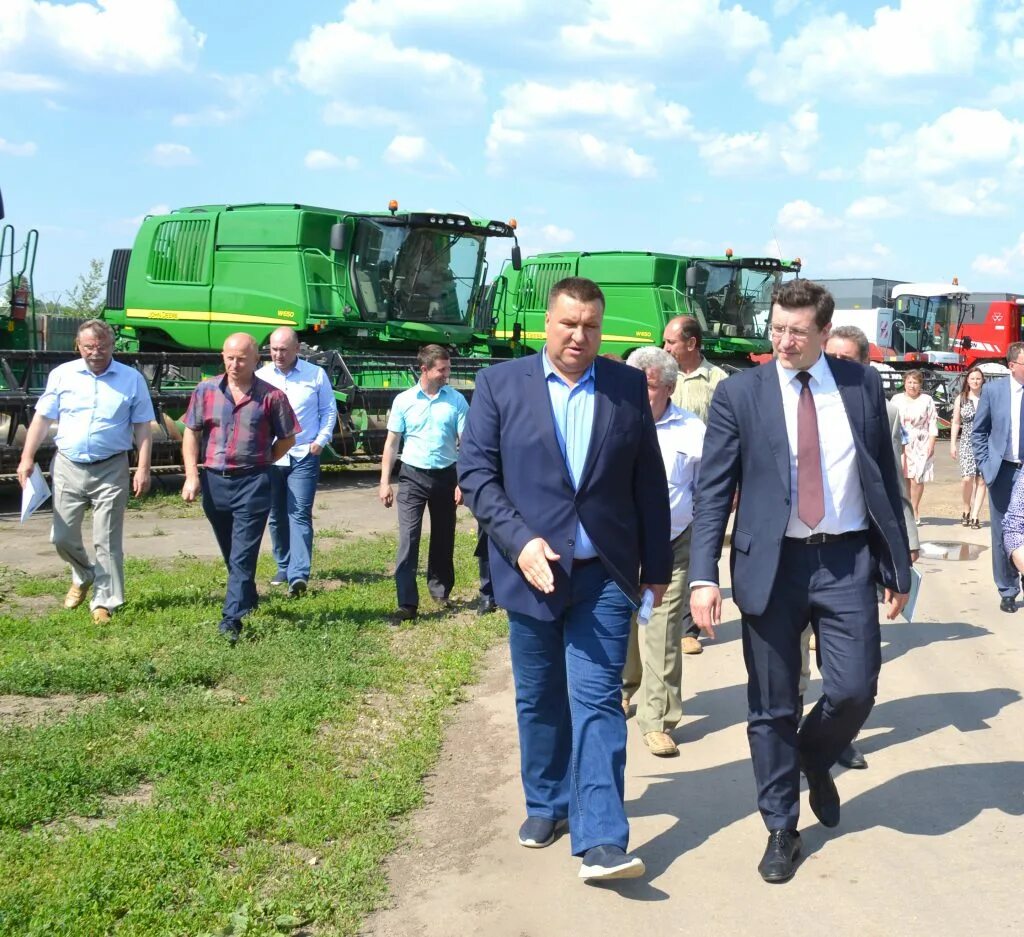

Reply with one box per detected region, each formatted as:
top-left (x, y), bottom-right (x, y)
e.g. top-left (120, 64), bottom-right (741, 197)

top-left (200, 469), bottom-right (272, 634)
top-left (507, 562), bottom-right (634, 856)
top-left (269, 452), bottom-right (321, 583)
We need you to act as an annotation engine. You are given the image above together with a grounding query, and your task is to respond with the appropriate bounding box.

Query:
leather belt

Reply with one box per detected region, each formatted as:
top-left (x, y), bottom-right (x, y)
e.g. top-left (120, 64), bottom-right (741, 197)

top-left (65, 451), bottom-right (127, 467)
top-left (203, 465), bottom-right (269, 478)
top-left (1004, 459), bottom-right (1022, 468)
top-left (785, 530), bottom-right (867, 545)
top-left (571, 556), bottom-right (602, 570)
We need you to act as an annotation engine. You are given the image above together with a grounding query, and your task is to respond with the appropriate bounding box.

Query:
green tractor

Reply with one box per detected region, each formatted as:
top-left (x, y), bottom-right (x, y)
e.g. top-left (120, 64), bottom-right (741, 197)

top-left (0, 200), bottom-right (520, 474)
top-left (485, 249), bottom-right (801, 367)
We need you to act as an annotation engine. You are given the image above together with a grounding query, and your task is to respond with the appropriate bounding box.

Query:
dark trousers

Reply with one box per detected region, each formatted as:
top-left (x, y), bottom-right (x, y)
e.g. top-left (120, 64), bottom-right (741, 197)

top-left (395, 463), bottom-right (457, 609)
top-left (742, 534), bottom-right (880, 830)
top-left (507, 562), bottom-right (634, 856)
top-left (475, 526), bottom-right (493, 599)
top-left (988, 460), bottom-right (1021, 599)
top-left (201, 469), bottom-right (272, 633)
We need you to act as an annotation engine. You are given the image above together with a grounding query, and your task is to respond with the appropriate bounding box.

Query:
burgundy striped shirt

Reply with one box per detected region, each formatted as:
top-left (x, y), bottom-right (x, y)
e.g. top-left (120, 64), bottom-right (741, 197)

top-left (183, 375), bottom-right (299, 471)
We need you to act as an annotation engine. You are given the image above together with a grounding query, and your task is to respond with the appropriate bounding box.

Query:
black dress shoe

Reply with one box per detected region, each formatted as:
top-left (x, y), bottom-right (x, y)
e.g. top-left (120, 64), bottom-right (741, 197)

top-left (837, 742), bottom-right (868, 770)
top-left (477, 595), bottom-right (497, 616)
top-left (1000, 596), bottom-right (1017, 613)
top-left (758, 829), bottom-right (801, 883)
top-left (389, 605), bottom-right (418, 627)
top-left (801, 759), bottom-right (841, 828)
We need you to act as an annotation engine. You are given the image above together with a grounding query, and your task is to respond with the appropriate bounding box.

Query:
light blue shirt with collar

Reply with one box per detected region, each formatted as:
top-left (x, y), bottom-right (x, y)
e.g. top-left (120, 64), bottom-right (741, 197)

top-left (35, 357), bottom-right (154, 463)
top-left (387, 382), bottom-right (469, 469)
top-left (542, 347), bottom-right (598, 560)
top-left (256, 356), bottom-right (337, 463)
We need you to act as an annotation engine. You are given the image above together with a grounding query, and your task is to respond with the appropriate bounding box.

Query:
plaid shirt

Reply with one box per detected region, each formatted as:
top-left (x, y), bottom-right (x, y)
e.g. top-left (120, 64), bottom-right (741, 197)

top-left (183, 375), bottom-right (299, 471)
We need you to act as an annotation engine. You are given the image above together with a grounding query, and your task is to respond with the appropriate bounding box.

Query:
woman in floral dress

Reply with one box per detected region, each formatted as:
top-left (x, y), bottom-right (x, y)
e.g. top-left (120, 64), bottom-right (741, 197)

top-left (892, 370), bottom-right (938, 525)
top-left (949, 367), bottom-right (987, 528)
top-left (1002, 469), bottom-right (1024, 572)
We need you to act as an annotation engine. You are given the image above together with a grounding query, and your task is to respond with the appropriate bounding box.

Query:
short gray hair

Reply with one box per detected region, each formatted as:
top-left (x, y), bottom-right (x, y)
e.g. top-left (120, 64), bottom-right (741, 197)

top-left (828, 324), bottom-right (870, 364)
top-left (78, 319), bottom-right (115, 344)
top-left (626, 346), bottom-right (678, 388)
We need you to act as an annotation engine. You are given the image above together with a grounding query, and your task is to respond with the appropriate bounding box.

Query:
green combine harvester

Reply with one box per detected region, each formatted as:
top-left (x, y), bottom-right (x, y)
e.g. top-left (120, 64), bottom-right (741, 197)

top-left (485, 249), bottom-right (801, 367)
top-left (0, 200), bottom-right (520, 475)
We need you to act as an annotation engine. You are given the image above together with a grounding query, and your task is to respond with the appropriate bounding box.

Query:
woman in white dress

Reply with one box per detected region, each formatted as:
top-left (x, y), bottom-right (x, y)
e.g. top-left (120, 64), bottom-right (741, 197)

top-left (892, 370), bottom-right (939, 525)
top-left (949, 367), bottom-right (987, 528)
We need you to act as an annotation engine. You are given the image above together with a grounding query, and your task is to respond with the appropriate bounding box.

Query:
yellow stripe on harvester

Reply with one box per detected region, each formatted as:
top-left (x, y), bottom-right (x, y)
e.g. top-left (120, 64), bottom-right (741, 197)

top-left (126, 309), bottom-right (299, 326)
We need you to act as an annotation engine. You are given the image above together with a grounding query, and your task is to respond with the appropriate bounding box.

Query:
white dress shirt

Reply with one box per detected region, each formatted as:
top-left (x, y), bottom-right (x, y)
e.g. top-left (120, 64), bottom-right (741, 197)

top-left (256, 357), bottom-right (337, 464)
top-left (776, 354), bottom-right (867, 537)
top-left (654, 402), bottom-right (705, 539)
top-left (1004, 376), bottom-right (1024, 463)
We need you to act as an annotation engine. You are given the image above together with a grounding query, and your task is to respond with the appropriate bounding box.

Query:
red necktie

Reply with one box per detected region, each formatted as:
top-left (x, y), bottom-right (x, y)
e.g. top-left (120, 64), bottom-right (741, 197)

top-left (796, 371), bottom-right (825, 529)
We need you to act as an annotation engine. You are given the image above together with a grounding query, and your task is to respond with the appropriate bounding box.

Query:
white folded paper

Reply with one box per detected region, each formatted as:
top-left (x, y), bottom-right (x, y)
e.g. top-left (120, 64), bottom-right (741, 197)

top-left (20, 464), bottom-right (51, 523)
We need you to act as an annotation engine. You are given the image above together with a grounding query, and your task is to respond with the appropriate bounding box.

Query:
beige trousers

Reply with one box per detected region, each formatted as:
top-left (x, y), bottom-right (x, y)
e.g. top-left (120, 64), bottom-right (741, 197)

top-left (622, 528), bottom-right (691, 734)
top-left (50, 451), bottom-right (129, 611)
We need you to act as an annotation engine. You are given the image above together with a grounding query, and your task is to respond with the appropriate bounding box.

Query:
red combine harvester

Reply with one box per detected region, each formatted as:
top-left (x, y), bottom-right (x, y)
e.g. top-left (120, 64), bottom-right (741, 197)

top-left (955, 292), bottom-right (1024, 367)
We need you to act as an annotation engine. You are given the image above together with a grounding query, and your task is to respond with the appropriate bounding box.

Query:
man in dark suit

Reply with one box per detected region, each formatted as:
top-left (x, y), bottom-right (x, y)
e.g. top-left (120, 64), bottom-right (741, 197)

top-left (458, 277), bottom-right (672, 882)
top-left (689, 279), bottom-right (911, 883)
top-left (970, 341), bottom-right (1024, 612)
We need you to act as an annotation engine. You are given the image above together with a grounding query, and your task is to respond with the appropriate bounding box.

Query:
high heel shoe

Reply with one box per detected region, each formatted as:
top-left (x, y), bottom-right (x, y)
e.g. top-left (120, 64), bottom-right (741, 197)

top-left (961, 512), bottom-right (970, 527)
top-left (971, 518), bottom-right (982, 529)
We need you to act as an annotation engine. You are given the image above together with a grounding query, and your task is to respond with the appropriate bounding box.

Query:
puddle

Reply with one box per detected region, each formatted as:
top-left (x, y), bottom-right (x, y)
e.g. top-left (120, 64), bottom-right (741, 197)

top-left (918, 541), bottom-right (987, 561)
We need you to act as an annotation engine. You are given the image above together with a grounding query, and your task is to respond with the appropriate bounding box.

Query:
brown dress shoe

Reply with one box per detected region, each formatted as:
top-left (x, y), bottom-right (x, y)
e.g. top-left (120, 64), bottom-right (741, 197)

top-left (643, 731), bottom-right (679, 756)
top-left (681, 635), bottom-right (703, 655)
top-left (92, 607), bottom-right (111, 624)
top-left (64, 582), bottom-right (91, 609)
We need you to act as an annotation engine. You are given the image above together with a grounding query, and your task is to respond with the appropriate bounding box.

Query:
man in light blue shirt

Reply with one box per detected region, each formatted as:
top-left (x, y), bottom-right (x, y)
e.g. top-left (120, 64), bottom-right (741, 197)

top-left (257, 327), bottom-right (337, 597)
top-left (379, 344), bottom-right (468, 621)
top-left (17, 319), bottom-right (154, 622)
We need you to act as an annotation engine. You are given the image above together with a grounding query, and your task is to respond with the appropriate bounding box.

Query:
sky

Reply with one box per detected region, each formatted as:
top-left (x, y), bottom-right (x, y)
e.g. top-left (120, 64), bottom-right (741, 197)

top-left (2, 0), bottom-right (1024, 304)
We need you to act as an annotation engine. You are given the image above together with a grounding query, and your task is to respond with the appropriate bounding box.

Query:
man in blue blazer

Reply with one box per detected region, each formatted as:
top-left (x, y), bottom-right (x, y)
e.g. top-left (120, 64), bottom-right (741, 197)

top-left (970, 341), bottom-right (1024, 612)
top-left (459, 277), bottom-right (672, 882)
top-left (690, 279), bottom-right (911, 883)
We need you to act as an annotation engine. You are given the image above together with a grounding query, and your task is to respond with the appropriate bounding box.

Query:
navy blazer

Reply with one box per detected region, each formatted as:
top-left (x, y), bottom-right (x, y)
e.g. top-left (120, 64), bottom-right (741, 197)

top-left (689, 356), bottom-right (912, 617)
top-left (972, 377), bottom-right (1015, 487)
top-left (457, 354), bottom-right (673, 621)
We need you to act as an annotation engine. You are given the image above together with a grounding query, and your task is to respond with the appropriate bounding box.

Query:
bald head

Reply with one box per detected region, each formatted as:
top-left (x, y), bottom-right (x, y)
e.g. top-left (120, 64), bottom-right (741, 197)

top-left (222, 332), bottom-right (259, 385)
top-left (663, 315), bottom-right (702, 371)
top-left (269, 327), bottom-right (300, 372)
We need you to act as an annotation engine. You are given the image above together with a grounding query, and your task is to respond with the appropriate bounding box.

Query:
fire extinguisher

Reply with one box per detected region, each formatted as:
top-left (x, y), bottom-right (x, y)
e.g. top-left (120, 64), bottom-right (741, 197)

top-left (11, 279), bottom-right (29, 321)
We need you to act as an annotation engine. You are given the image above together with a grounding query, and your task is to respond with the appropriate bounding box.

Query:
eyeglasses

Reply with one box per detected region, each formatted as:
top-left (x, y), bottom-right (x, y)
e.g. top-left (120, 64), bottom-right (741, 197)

top-left (769, 324), bottom-right (814, 341)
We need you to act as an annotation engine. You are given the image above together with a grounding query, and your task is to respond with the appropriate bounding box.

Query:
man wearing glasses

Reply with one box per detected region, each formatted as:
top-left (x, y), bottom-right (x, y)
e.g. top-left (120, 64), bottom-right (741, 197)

top-left (970, 341), bottom-right (1024, 612)
top-left (16, 319), bottom-right (154, 624)
top-left (689, 279), bottom-right (910, 883)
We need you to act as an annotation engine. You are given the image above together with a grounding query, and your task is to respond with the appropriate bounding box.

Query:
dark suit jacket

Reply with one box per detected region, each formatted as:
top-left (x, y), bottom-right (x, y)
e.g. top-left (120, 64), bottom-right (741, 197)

top-left (457, 354), bottom-right (673, 621)
top-left (971, 377), bottom-right (1014, 487)
top-left (689, 356), bottom-right (912, 617)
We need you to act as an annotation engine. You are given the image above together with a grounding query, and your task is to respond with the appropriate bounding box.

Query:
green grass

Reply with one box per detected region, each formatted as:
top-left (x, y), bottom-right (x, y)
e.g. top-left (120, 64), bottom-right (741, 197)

top-left (0, 533), bottom-right (504, 936)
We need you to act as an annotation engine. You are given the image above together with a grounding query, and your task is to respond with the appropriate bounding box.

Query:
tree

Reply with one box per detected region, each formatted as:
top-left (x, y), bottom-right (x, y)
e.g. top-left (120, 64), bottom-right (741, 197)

top-left (65, 258), bottom-right (105, 318)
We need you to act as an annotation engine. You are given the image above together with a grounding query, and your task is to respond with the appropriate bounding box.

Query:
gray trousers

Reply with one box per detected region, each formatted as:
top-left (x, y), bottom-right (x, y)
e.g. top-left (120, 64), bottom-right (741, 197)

top-left (50, 451), bottom-right (129, 611)
top-left (622, 527), bottom-right (691, 734)
top-left (394, 463), bottom-right (457, 609)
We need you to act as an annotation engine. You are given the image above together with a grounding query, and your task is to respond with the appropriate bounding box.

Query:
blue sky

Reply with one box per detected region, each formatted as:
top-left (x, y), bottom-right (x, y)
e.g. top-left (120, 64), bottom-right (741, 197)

top-left (3, 0), bottom-right (1024, 303)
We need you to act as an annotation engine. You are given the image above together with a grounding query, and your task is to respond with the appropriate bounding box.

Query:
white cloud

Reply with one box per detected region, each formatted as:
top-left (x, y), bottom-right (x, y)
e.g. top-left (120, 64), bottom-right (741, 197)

top-left (697, 106), bottom-right (819, 176)
top-left (920, 179), bottom-right (1003, 217)
top-left (487, 79), bottom-right (687, 176)
top-left (776, 199), bottom-right (839, 232)
top-left (973, 233), bottom-right (1024, 276)
top-left (304, 149), bottom-right (360, 171)
top-left (322, 101), bottom-right (405, 128)
top-left (539, 224), bottom-right (574, 246)
top-left (172, 73), bottom-right (264, 127)
top-left (0, 70), bottom-right (63, 92)
top-left (383, 135), bottom-right (455, 173)
top-left (825, 244), bottom-right (892, 274)
top-left (861, 107), bottom-right (1024, 183)
top-left (0, 0), bottom-right (205, 75)
top-left (343, 0), bottom-right (529, 28)
top-left (748, 0), bottom-right (983, 104)
top-left (846, 196), bottom-right (903, 220)
top-left (562, 0), bottom-right (770, 60)
top-left (292, 20), bottom-right (483, 122)
top-left (0, 136), bottom-right (37, 156)
top-left (817, 166), bottom-right (851, 182)
top-left (149, 142), bottom-right (196, 167)
top-left (995, 0), bottom-right (1024, 61)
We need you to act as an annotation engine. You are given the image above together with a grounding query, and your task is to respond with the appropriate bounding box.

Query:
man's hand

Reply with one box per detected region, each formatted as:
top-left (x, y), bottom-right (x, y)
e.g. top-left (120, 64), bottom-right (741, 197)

top-left (883, 588), bottom-right (910, 621)
top-left (640, 583), bottom-right (668, 609)
top-left (16, 459), bottom-right (35, 488)
top-left (379, 483), bottom-right (394, 508)
top-left (690, 584), bottom-right (722, 639)
top-left (181, 476), bottom-right (201, 503)
top-left (517, 537), bottom-right (561, 594)
top-left (454, 484), bottom-right (463, 506)
top-left (132, 468), bottom-right (151, 498)
top-left (910, 549), bottom-right (919, 565)
top-left (310, 443), bottom-right (323, 456)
